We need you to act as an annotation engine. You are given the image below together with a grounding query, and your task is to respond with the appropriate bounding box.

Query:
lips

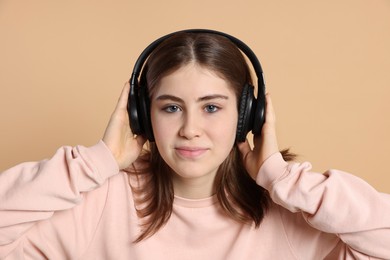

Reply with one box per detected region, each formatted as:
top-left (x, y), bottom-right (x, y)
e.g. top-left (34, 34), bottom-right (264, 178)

top-left (175, 146), bottom-right (209, 159)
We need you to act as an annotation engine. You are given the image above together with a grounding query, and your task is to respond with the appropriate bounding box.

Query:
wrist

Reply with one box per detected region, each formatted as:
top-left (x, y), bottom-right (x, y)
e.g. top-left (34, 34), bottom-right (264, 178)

top-left (256, 152), bottom-right (288, 190)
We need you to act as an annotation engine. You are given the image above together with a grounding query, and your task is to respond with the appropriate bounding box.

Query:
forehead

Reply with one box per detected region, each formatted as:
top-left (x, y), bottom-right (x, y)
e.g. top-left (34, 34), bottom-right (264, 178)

top-left (152, 64), bottom-right (236, 99)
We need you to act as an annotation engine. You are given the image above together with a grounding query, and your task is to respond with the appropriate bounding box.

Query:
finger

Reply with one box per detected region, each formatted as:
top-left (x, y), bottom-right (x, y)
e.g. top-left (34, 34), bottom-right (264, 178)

top-left (237, 138), bottom-right (252, 160)
top-left (135, 134), bottom-right (147, 147)
top-left (115, 82), bottom-right (131, 111)
top-left (264, 93), bottom-right (276, 124)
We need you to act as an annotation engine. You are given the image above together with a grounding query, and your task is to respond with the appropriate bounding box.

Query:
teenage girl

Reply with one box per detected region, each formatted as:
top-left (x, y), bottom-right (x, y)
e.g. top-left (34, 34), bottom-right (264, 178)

top-left (1, 31), bottom-right (389, 259)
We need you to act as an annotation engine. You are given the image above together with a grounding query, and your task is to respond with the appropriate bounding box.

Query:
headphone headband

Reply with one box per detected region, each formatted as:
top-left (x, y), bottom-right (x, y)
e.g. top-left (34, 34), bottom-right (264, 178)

top-left (130, 29), bottom-right (265, 98)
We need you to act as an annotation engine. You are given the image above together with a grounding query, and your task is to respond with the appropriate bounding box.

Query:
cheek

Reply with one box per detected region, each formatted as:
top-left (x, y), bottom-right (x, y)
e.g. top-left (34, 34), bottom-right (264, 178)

top-left (212, 112), bottom-right (238, 144)
top-left (150, 111), bottom-right (170, 142)
top-left (150, 119), bottom-right (169, 160)
top-left (211, 123), bottom-right (237, 165)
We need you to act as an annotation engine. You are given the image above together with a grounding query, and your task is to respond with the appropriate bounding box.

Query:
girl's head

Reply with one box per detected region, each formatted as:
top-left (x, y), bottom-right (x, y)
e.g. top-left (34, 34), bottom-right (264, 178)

top-left (132, 31), bottom-right (270, 242)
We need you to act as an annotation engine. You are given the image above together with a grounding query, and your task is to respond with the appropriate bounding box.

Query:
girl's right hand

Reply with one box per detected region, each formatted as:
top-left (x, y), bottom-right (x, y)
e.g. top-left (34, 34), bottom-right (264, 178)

top-left (103, 82), bottom-right (146, 169)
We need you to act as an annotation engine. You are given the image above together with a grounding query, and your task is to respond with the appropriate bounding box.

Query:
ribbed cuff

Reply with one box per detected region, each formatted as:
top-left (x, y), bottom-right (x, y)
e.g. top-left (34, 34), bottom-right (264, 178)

top-left (85, 140), bottom-right (120, 181)
top-left (256, 152), bottom-right (289, 191)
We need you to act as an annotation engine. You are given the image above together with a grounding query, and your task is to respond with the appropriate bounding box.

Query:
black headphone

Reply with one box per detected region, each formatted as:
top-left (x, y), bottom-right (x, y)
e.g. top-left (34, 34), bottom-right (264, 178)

top-left (128, 29), bottom-right (266, 142)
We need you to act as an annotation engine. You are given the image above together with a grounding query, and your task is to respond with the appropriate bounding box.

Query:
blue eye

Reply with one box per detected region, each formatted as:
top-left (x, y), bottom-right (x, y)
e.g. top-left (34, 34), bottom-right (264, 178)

top-left (164, 105), bottom-right (181, 113)
top-left (204, 105), bottom-right (219, 113)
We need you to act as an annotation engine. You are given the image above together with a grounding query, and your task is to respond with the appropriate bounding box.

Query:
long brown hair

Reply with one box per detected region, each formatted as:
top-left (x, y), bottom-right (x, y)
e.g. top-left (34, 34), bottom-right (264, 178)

top-left (128, 32), bottom-right (295, 242)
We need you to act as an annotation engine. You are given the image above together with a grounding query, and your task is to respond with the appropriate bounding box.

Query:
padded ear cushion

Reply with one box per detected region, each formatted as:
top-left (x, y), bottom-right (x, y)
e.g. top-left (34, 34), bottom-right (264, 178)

top-left (139, 84), bottom-right (155, 141)
top-left (128, 81), bottom-right (143, 135)
top-left (236, 84), bottom-right (255, 142)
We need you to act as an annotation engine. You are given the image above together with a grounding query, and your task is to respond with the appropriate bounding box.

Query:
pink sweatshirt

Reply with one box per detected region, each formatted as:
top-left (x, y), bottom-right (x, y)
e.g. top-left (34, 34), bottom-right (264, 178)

top-left (0, 141), bottom-right (389, 259)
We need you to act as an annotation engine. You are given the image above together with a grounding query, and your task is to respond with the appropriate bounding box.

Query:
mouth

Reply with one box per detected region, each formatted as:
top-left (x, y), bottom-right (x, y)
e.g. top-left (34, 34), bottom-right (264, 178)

top-left (175, 147), bottom-right (209, 159)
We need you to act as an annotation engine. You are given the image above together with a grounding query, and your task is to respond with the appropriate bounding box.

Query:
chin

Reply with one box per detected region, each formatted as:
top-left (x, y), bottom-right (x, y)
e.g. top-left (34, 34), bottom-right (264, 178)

top-left (170, 163), bottom-right (219, 180)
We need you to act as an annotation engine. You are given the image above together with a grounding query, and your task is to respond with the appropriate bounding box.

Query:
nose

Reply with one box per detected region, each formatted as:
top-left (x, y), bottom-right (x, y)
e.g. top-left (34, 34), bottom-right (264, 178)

top-left (179, 110), bottom-right (202, 139)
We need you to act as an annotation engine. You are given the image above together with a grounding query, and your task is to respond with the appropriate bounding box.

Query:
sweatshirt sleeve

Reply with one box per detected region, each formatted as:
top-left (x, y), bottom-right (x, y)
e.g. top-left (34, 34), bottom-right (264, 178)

top-left (0, 141), bottom-right (119, 248)
top-left (257, 152), bottom-right (390, 259)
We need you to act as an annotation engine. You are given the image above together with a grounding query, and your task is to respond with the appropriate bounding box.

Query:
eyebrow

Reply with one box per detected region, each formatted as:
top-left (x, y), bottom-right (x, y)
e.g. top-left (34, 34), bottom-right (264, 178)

top-left (155, 94), bottom-right (229, 103)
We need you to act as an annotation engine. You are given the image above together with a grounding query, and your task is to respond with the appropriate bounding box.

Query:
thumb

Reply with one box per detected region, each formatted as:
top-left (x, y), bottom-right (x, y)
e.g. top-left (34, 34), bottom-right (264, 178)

top-left (237, 139), bottom-right (252, 163)
top-left (237, 139), bottom-right (259, 179)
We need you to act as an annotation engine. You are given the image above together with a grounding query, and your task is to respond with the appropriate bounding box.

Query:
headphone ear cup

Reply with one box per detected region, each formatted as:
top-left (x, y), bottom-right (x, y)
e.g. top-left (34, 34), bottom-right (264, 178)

top-left (128, 81), bottom-right (143, 135)
top-left (236, 84), bottom-right (255, 142)
top-left (138, 84), bottom-right (154, 141)
top-left (252, 92), bottom-right (265, 136)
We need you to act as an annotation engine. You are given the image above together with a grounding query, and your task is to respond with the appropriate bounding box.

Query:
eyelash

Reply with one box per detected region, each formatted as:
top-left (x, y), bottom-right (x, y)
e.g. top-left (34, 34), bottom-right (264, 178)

top-left (162, 104), bottom-right (221, 113)
top-left (204, 104), bottom-right (220, 113)
top-left (163, 105), bottom-right (182, 113)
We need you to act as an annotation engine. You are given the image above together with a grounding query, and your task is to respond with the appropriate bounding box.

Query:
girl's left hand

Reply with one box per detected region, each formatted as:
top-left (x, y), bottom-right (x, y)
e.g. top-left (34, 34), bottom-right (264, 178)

top-left (237, 93), bottom-right (280, 179)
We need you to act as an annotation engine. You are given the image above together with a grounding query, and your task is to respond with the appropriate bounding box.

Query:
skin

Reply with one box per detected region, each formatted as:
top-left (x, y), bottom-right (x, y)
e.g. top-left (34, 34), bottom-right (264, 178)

top-left (103, 65), bottom-right (280, 198)
top-left (150, 64), bottom-right (238, 198)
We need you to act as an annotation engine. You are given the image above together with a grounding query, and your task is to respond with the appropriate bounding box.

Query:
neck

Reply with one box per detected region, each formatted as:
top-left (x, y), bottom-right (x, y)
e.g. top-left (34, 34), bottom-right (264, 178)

top-left (171, 173), bottom-right (216, 199)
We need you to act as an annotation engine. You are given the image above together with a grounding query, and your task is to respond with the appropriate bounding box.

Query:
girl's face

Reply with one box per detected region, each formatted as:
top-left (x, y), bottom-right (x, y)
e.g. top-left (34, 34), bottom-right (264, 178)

top-left (150, 63), bottom-right (238, 198)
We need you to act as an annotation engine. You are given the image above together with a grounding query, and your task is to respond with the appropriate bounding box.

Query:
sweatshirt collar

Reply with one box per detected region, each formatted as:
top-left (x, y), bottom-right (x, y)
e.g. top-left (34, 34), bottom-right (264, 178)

top-left (173, 194), bottom-right (218, 208)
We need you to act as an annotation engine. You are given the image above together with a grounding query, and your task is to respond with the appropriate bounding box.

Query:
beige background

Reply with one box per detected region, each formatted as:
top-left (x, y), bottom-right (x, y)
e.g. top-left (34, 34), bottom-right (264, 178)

top-left (1, 0), bottom-right (389, 192)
